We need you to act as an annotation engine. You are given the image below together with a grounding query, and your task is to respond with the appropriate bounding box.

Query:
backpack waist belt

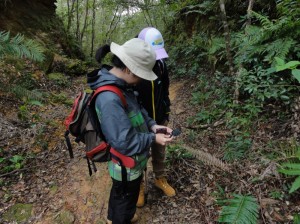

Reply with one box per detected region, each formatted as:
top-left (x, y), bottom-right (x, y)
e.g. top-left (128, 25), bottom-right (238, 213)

top-left (86, 142), bottom-right (135, 168)
top-left (110, 148), bottom-right (135, 168)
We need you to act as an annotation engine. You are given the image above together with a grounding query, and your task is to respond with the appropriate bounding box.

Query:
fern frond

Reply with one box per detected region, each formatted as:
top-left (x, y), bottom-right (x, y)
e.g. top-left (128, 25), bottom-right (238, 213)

top-left (208, 37), bottom-right (225, 55)
top-left (0, 31), bottom-right (45, 62)
top-left (263, 38), bottom-right (295, 62)
top-left (278, 161), bottom-right (300, 193)
top-left (289, 176), bottom-right (300, 193)
top-left (279, 161), bottom-right (300, 176)
top-left (281, 163), bottom-right (300, 170)
top-left (250, 11), bottom-right (273, 29)
top-left (182, 144), bottom-right (229, 171)
top-left (11, 85), bottom-right (45, 102)
top-left (218, 194), bottom-right (259, 224)
top-left (24, 39), bottom-right (45, 62)
top-left (182, 1), bottom-right (215, 16)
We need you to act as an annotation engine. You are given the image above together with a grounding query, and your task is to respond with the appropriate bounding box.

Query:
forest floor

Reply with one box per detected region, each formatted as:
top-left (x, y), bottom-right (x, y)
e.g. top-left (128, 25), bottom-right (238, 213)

top-left (1, 72), bottom-right (300, 224)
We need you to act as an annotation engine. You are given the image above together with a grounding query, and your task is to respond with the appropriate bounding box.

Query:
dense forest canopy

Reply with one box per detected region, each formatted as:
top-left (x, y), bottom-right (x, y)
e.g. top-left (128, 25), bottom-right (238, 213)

top-left (1, 0), bottom-right (300, 223)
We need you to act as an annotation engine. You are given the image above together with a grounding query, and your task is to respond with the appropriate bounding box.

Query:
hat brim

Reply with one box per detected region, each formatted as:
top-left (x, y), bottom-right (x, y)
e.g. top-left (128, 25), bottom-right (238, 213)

top-left (111, 42), bottom-right (157, 81)
top-left (155, 48), bottom-right (168, 60)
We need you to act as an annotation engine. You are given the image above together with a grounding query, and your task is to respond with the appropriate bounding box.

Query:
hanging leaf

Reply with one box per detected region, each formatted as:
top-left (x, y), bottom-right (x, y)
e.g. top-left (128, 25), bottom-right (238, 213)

top-left (276, 61), bottom-right (300, 72)
top-left (292, 69), bottom-right (300, 83)
top-left (289, 176), bottom-right (300, 193)
top-left (274, 57), bottom-right (285, 66)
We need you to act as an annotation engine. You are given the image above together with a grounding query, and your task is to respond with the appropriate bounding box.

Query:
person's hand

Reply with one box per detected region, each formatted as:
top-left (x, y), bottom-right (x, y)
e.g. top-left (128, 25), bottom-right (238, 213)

top-left (155, 133), bottom-right (173, 146)
top-left (151, 124), bottom-right (173, 135)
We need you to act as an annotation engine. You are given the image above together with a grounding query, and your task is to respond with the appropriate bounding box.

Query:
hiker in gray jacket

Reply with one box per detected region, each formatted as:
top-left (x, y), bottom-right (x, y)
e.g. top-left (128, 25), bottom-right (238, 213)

top-left (89, 38), bottom-right (174, 224)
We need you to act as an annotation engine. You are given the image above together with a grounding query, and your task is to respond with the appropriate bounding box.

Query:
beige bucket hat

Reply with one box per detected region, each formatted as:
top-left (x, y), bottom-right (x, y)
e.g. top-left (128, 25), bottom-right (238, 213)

top-left (110, 38), bottom-right (157, 81)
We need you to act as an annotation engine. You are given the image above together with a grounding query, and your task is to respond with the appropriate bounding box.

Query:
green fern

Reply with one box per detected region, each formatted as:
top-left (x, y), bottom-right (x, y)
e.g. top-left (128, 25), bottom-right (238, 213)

top-left (218, 194), bottom-right (259, 224)
top-left (0, 31), bottom-right (44, 62)
top-left (279, 162), bottom-right (300, 193)
top-left (11, 86), bottom-right (45, 102)
top-left (0, 82), bottom-right (45, 103)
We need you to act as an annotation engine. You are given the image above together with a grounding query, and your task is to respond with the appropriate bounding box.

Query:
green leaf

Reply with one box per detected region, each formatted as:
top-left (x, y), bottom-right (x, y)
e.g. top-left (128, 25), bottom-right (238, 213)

top-left (292, 69), bottom-right (300, 83)
top-left (294, 213), bottom-right (300, 224)
top-left (289, 176), bottom-right (300, 193)
top-left (276, 61), bottom-right (300, 72)
top-left (278, 168), bottom-right (300, 176)
top-left (29, 100), bottom-right (43, 106)
top-left (274, 57), bottom-right (285, 66)
top-left (285, 61), bottom-right (300, 69)
top-left (281, 163), bottom-right (300, 169)
top-left (218, 194), bottom-right (259, 224)
top-left (9, 155), bottom-right (24, 164)
top-left (0, 158), bottom-right (4, 163)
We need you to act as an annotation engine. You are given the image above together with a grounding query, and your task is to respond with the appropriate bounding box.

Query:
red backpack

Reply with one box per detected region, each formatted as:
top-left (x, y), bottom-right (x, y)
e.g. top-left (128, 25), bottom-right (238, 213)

top-left (64, 85), bottom-right (135, 175)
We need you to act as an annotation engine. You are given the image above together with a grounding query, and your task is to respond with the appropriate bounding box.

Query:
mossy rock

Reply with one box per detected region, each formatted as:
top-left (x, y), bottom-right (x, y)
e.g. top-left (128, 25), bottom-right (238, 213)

top-left (3, 203), bottom-right (33, 223)
top-left (3, 57), bottom-right (26, 71)
top-left (65, 58), bottom-right (87, 76)
top-left (50, 54), bottom-right (87, 76)
top-left (55, 210), bottom-right (75, 224)
top-left (38, 49), bottom-right (55, 72)
top-left (48, 72), bottom-right (68, 84)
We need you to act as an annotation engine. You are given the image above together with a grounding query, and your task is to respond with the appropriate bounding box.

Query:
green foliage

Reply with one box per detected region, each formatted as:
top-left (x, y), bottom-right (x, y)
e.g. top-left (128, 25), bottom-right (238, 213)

top-left (189, 74), bottom-right (232, 126)
top-left (273, 57), bottom-right (300, 83)
top-left (232, 8), bottom-right (300, 112)
top-left (18, 100), bottom-right (43, 123)
top-left (239, 65), bottom-right (297, 106)
top-left (48, 73), bottom-right (69, 87)
top-left (15, 73), bottom-right (39, 90)
top-left (279, 162), bottom-right (300, 193)
top-left (268, 190), bottom-right (283, 200)
top-left (33, 126), bottom-right (48, 150)
top-left (278, 141), bottom-right (300, 193)
top-left (218, 194), bottom-right (259, 224)
top-left (223, 133), bottom-right (252, 162)
top-left (0, 31), bottom-right (45, 62)
top-left (166, 144), bottom-right (193, 163)
top-left (294, 213), bottom-right (300, 224)
top-left (181, 1), bottom-right (217, 16)
top-left (50, 93), bottom-right (73, 105)
top-left (11, 86), bottom-right (45, 103)
top-left (0, 155), bottom-right (25, 173)
top-left (168, 33), bottom-right (211, 77)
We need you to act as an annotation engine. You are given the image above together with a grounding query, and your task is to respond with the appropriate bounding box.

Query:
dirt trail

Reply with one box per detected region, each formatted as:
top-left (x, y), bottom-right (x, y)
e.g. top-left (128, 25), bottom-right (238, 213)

top-left (36, 80), bottom-right (185, 224)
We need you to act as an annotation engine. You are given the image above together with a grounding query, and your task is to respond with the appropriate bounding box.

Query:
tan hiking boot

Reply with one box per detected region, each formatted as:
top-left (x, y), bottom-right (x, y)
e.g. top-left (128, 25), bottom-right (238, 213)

top-left (136, 181), bottom-right (145, 207)
top-left (106, 213), bottom-right (138, 224)
top-left (154, 177), bottom-right (176, 197)
top-left (131, 213), bottom-right (139, 223)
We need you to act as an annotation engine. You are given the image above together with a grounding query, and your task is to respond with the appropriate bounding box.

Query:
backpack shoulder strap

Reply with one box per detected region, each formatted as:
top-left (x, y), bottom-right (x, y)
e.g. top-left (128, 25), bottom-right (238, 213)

top-left (92, 85), bottom-right (127, 108)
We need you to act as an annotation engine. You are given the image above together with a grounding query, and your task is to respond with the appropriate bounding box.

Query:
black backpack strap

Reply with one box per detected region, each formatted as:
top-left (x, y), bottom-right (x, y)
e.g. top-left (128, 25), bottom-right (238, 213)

top-left (113, 156), bottom-right (127, 194)
top-left (64, 130), bottom-right (74, 159)
top-left (86, 157), bottom-right (92, 176)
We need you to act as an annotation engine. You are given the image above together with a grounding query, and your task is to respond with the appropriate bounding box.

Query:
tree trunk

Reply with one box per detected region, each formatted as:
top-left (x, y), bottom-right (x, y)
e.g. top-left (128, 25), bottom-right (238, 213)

top-left (90, 0), bottom-right (96, 57)
top-left (219, 0), bottom-right (234, 77)
top-left (105, 6), bottom-right (120, 43)
top-left (76, 0), bottom-right (80, 41)
top-left (80, 0), bottom-right (89, 47)
top-left (67, 0), bottom-right (76, 32)
top-left (246, 0), bottom-right (255, 27)
top-left (235, 0), bottom-right (255, 104)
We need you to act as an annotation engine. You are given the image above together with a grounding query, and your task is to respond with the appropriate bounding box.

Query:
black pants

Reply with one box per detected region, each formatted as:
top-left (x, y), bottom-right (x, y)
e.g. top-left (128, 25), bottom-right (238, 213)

top-left (107, 175), bottom-right (142, 224)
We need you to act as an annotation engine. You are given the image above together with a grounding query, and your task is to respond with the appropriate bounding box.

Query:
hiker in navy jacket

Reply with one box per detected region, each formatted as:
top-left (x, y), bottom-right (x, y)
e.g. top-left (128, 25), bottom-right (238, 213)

top-left (135, 27), bottom-right (175, 207)
top-left (91, 38), bottom-right (174, 224)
